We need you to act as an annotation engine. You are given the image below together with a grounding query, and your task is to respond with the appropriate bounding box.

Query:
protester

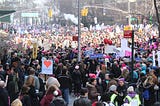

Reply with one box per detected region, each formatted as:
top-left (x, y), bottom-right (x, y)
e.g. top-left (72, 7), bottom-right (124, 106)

top-left (123, 86), bottom-right (141, 106)
top-left (73, 88), bottom-right (92, 106)
top-left (0, 80), bottom-right (10, 106)
top-left (58, 66), bottom-right (72, 105)
top-left (87, 77), bottom-right (100, 103)
top-left (19, 86), bottom-right (31, 106)
top-left (40, 85), bottom-right (57, 106)
top-left (11, 98), bottom-right (22, 106)
top-left (24, 75), bottom-right (39, 106)
top-left (143, 76), bottom-right (157, 106)
top-left (72, 65), bottom-right (82, 97)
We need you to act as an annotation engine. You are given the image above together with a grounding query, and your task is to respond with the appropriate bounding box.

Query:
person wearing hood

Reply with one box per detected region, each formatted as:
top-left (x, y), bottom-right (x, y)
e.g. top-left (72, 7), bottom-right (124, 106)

top-left (123, 86), bottom-right (141, 106)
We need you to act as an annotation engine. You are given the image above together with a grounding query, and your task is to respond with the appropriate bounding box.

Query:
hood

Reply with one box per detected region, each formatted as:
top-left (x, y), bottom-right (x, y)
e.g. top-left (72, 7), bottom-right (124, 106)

top-left (86, 82), bottom-right (95, 88)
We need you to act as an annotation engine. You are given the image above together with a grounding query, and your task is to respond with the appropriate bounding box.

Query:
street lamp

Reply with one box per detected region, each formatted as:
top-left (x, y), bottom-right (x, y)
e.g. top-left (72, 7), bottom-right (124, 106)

top-left (78, 0), bottom-right (81, 62)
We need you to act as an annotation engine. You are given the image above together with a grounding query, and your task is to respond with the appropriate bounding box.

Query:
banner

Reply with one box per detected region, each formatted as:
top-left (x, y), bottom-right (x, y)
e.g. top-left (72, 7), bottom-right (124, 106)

top-left (32, 43), bottom-right (37, 59)
top-left (90, 53), bottom-right (104, 59)
top-left (41, 59), bottom-right (53, 75)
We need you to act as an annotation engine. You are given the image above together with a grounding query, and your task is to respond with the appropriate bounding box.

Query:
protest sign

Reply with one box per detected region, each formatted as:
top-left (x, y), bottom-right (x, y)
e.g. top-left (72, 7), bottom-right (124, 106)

top-left (104, 45), bottom-right (116, 54)
top-left (153, 51), bottom-right (156, 67)
top-left (90, 53), bottom-right (104, 59)
top-left (41, 59), bottom-right (53, 75)
top-left (157, 51), bottom-right (160, 67)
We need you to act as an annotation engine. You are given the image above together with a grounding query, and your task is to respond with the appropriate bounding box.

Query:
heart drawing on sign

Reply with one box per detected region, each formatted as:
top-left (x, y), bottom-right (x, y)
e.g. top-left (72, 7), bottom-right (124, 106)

top-left (44, 60), bottom-right (52, 68)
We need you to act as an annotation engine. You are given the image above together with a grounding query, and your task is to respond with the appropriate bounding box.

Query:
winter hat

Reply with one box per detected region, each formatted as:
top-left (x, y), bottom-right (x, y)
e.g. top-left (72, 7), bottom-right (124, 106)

top-left (46, 77), bottom-right (60, 89)
top-left (109, 85), bottom-right (117, 91)
top-left (89, 73), bottom-right (96, 79)
top-left (127, 86), bottom-right (134, 93)
top-left (135, 63), bottom-right (141, 68)
top-left (118, 78), bottom-right (125, 82)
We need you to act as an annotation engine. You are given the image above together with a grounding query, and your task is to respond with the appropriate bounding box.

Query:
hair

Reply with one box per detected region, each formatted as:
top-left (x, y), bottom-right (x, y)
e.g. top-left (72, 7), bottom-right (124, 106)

top-left (62, 66), bottom-right (67, 75)
top-left (80, 87), bottom-right (88, 95)
top-left (11, 99), bottom-right (22, 106)
top-left (46, 85), bottom-right (57, 95)
top-left (24, 75), bottom-right (35, 87)
top-left (144, 76), bottom-right (154, 85)
top-left (29, 68), bottom-right (35, 75)
top-left (89, 78), bottom-right (96, 84)
top-left (21, 85), bottom-right (29, 95)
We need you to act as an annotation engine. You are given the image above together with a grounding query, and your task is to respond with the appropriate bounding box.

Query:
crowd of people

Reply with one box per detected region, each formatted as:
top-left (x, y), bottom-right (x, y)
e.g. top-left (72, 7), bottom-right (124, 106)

top-left (0, 23), bottom-right (160, 106)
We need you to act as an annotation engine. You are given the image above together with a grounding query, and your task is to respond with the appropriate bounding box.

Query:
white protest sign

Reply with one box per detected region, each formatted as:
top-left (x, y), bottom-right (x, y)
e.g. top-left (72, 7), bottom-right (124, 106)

top-left (121, 38), bottom-right (128, 48)
top-left (41, 59), bottom-right (53, 75)
top-left (153, 51), bottom-right (156, 67)
top-left (105, 45), bottom-right (116, 54)
top-left (157, 51), bottom-right (160, 67)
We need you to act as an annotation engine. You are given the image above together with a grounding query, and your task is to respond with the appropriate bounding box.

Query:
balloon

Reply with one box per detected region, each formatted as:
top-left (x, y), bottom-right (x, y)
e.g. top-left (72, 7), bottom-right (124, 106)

top-left (104, 38), bottom-right (109, 44)
top-left (108, 40), bottom-right (112, 45)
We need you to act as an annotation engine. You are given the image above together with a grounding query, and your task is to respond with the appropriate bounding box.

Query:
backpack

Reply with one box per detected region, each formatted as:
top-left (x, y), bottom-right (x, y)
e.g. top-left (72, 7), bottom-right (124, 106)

top-left (50, 96), bottom-right (67, 106)
top-left (142, 89), bottom-right (150, 100)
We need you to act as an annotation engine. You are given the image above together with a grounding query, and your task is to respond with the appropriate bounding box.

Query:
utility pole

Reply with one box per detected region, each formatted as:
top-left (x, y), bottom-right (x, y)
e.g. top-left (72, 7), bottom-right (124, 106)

top-left (78, 0), bottom-right (81, 62)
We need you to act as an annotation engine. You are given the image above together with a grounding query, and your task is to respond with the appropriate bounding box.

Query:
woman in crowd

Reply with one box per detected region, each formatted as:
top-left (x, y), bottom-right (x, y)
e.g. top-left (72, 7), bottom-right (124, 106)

top-left (87, 77), bottom-right (100, 103)
top-left (24, 75), bottom-right (39, 106)
top-left (19, 86), bottom-right (31, 106)
top-left (40, 85), bottom-right (57, 106)
top-left (143, 76), bottom-right (156, 106)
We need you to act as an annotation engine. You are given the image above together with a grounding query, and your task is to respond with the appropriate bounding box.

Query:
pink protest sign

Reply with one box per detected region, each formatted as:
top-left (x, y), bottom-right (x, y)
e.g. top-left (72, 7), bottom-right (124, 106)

top-left (125, 50), bottom-right (131, 57)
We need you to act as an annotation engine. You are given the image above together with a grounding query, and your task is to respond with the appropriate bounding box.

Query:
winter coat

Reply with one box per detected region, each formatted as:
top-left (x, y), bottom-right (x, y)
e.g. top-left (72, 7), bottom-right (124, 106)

top-left (143, 83), bottom-right (156, 106)
top-left (57, 74), bottom-right (72, 89)
top-left (72, 70), bottom-right (82, 84)
top-left (117, 85), bottom-right (127, 106)
top-left (40, 94), bottom-right (54, 106)
top-left (87, 83), bottom-right (99, 103)
top-left (20, 94), bottom-right (31, 106)
top-left (73, 96), bottom-right (92, 106)
top-left (28, 85), bottom-right (39, 106)
top-left (0, 87), bottom-right (9, 106)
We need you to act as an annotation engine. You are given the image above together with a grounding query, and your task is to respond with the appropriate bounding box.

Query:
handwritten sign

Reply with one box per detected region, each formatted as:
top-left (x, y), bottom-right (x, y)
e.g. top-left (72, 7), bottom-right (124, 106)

top-left (41, 59), bottom-right (53, 75)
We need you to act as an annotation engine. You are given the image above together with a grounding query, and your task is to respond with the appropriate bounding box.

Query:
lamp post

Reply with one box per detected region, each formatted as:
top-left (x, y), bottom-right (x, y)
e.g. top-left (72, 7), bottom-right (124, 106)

top-left (78, 0), bottom-right (81, 62)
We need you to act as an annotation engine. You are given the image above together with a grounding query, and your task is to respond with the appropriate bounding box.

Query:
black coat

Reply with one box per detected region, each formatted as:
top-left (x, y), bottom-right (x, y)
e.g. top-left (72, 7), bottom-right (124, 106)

top-left (0, 87), bottom-right (9, 106)
top-left (21, 94), bottom-right (31, 106)
top-left (28, 85), bottom-right (39, 106)
top-left (58, 74), bottom-right (72, 89)
top-left (73, 96), bottom-right (92, 106)
top-left (143, 83), bottom-right (156, 106)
